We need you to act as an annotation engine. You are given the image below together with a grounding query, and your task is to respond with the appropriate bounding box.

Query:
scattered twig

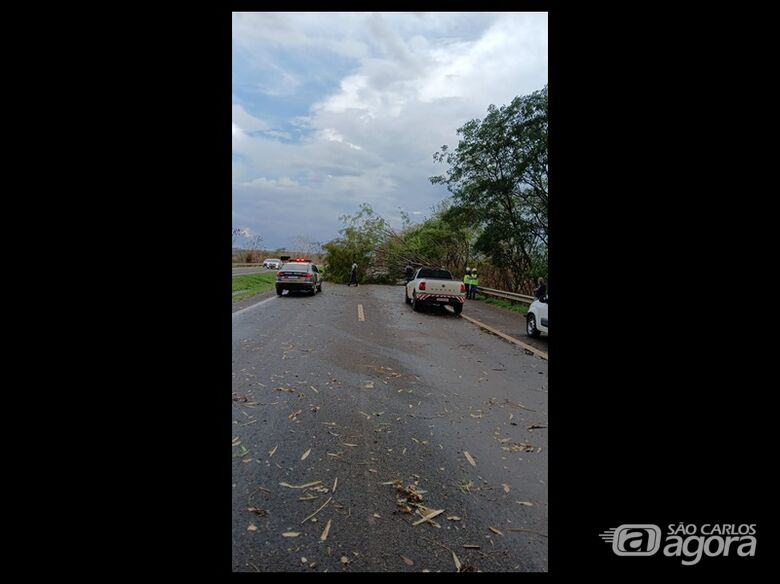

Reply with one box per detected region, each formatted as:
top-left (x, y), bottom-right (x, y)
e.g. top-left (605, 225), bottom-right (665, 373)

top-left (420, 535), bottom-right (454, 554)
top-left (301, 496), bottom-right (332, 524)
top-left (279, 481), bottom-right (322, 489)
top-left (320, 519), bottom-right (332, 542)
top-left (412, 508), bottom-right (445, 526)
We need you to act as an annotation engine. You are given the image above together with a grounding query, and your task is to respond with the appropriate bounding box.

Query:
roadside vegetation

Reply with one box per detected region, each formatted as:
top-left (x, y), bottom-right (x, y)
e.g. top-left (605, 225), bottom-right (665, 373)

top-left (322, 86), bottom-right (548, 293)
top-left (473, 294), bottom-right (529, 315)
top-left (232, 272), bottom-right (276, 303)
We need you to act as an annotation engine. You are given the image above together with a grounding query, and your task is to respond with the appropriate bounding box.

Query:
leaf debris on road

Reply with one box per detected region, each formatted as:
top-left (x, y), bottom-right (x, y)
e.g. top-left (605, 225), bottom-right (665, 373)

top-left (320, 519), bottom-right (332, 542)
top-left (279, 480), bottom-right (322, 489)
top-left (412, 507), bottom-right (445, 526)
top-left (463, 451), bottom-right (476, 467)
top-left (301, 448), bottom-right (311, 461)
top-left (452, 551), bottom-right (462, 572)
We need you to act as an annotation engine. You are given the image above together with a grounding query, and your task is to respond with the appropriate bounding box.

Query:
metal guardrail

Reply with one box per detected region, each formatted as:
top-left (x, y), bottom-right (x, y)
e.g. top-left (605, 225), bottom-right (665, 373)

top-left (476, 286), bottom-right (535, 305)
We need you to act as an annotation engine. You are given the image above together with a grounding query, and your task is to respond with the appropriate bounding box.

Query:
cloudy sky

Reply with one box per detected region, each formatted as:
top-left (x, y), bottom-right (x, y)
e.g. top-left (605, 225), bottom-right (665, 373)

top-left (232, 12), bottom-right (548, 250)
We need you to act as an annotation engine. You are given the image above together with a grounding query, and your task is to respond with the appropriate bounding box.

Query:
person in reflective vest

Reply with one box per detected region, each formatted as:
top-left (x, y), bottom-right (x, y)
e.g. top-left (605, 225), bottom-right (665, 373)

top-left (463, 268), bottom-right (473, 299)
top-left (469, 268), bottom-right (479, 299)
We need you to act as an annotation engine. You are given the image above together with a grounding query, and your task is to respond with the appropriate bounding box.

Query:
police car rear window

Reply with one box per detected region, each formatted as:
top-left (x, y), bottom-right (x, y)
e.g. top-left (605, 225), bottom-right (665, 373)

top-left (281, 263), bottom-right (309, 272)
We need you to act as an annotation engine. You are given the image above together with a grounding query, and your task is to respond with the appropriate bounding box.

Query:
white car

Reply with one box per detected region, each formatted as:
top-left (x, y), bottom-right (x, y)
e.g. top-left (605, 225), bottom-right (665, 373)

top-left (526, 296), bottom-right (548, 337)
top-left (263, 258), bottom-right (282, 269)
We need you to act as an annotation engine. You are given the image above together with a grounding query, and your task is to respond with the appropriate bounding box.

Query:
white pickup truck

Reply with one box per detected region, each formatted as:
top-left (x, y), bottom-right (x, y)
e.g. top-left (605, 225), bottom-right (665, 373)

top-left (405, 267), bottom-right (466, 315)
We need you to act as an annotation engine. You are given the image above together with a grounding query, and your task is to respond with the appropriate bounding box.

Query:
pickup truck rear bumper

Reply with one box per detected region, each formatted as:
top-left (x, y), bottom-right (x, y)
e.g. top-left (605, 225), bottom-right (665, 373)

top-left (415, 294), bottom-right (464, 304)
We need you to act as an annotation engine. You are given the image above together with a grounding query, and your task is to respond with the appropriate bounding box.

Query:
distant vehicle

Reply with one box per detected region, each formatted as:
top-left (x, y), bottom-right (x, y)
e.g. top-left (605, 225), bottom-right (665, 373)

top-left (404, 267), bottom-right (466, 315)
top-left (263, 258), bottom-right (282, 269)
top-left (526, 295), bottom-right (549, 337)
top-left (276, 260), bottom-right (322, 296)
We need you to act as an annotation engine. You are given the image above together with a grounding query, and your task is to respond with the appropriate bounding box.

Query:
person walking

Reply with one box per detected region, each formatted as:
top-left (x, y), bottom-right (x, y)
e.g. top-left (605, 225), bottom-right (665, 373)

top-left (348, 262), bottom-right (359, 286)
top-left (469, 268), bottom-right (479, 300)
top-left (405, 264), bottom-right (414, 283)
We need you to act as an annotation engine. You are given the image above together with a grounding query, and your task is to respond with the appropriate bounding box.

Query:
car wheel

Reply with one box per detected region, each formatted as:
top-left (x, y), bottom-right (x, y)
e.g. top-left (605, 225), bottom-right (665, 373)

top-left (412, 292), bottom-right (421, 312)
top-left (276, 287), bottom-right (283, 296)
top-left (527, 314), bottom-right (540, 337)
top-left (317, 283), bottom-right (322, 292)
top-left (405, 288), bottom-right (411, 304)
top-left (452, 303), bottom-right (463, 315)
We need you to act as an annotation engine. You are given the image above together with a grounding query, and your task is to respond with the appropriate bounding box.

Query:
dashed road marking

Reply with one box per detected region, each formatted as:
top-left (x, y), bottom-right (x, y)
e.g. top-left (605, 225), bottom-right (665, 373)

top-left (357, 304), bottom-right (365, 321)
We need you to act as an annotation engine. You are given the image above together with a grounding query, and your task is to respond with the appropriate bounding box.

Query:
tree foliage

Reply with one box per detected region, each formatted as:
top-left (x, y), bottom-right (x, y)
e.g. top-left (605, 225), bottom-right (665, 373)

top-left (431, 85), bottom-right (548, 288)
top-left (322, 86), bottom-right (548, 291)
top-left (321, 204), bottom-right (389, 283)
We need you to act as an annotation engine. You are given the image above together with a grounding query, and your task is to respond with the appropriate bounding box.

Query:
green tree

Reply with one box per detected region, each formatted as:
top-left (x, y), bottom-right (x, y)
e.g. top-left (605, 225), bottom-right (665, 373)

top-left (431, 86), bottom-right (548, 289)
top-left (322, 204), bottom-right (389, 283)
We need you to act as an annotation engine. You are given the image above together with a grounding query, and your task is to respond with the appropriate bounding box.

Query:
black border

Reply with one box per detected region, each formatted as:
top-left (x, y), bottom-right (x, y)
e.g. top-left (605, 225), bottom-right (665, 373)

top-left (67, 6), bottom-right (772, 575)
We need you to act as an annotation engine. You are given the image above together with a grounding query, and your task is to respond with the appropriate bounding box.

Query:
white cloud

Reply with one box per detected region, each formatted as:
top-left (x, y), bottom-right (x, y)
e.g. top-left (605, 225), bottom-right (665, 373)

top-left (242, 176), bottom-right (299, 189)
top-left (263, 130), bottom-right (292, 140)
top-left (232, 104), bottom-right (269, 132)
top-left (232, 12), bottom-right (547, 248)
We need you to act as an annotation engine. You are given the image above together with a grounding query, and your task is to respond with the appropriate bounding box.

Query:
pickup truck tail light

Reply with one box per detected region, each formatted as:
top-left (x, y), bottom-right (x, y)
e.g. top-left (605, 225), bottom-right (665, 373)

top-left (419, 281), bottom-right (426, 290)
top-left (460, 283), bottom-right (466, 293)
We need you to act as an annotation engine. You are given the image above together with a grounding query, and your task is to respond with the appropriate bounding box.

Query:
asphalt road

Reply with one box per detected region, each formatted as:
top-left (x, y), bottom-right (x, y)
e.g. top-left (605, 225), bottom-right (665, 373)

top-left (232, 284), bottom-right (548, 572)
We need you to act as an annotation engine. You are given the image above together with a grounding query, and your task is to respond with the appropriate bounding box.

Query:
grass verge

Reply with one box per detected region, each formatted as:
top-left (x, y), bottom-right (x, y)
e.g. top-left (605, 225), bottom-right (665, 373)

top-left (474, 293), bottom-right (529, 315)
top-left (232, 272), bottom-right (276, 303)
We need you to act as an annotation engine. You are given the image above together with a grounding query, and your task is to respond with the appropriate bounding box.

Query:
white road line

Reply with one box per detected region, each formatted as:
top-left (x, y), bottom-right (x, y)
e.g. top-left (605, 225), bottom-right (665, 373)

top-left (232, 295), bottom-right (277, 318)
top-left (461, 314), bottom-right (548, 360)
top-left (357, 304), bottom-right (365, 321)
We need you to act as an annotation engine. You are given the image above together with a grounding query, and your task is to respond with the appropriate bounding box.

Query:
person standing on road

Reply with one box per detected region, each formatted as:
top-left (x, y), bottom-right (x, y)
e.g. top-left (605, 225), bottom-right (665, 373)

top-left (534, 276), bottom-right (547, 300)
top-left (463, 268), bottom-right (473, 300)
top-left (469, 268), bottom-right (479, 300)
top-left (349, 262), bottom-right (358, 286)
top-left (405, 264), bottom-right (414, 282)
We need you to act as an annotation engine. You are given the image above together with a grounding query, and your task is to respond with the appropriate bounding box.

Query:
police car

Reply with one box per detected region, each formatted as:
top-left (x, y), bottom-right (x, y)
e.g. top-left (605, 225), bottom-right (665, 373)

top-left (275, 258), bottom-right (322, 296)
